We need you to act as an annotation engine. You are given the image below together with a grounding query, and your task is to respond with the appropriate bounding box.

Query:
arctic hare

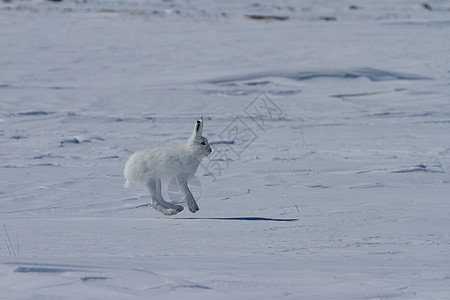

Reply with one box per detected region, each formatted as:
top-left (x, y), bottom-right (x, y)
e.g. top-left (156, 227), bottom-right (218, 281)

top-left (124, 118), bottom-right (212, 215)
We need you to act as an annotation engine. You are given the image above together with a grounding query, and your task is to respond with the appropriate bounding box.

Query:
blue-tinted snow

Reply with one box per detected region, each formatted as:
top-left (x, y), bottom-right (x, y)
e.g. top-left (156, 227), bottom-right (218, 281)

top-left (1, 1), bottom-right (450, 299)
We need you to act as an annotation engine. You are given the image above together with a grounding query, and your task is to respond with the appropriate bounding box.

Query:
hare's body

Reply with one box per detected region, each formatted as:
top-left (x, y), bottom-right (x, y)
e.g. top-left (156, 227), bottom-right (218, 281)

top-left (124, 118), bottom-right (211, 215)
top-left (125, 145), bottom-right (201, 185)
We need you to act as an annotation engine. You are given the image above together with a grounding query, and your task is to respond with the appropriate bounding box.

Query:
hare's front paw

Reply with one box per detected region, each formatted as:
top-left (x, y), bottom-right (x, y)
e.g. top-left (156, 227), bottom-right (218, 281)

top-left (188, 202), bottom-right (199, 213)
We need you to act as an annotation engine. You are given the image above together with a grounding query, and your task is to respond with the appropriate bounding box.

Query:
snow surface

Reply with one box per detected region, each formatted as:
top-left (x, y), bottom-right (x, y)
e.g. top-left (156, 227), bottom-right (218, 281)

top-left (1, 0), bottom-right (450, 299)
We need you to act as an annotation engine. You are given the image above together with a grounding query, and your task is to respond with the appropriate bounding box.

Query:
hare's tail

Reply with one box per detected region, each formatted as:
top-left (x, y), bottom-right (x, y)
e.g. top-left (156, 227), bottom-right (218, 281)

top-left (124, 180), bottom-right (135, 188)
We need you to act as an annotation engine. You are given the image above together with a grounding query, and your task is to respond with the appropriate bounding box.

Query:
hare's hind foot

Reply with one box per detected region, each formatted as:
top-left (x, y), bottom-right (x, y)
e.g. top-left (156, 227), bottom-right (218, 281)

top-left (152, 203), bottom-right (183, 216)
top-left (158, 197), bottom-right (184, 211)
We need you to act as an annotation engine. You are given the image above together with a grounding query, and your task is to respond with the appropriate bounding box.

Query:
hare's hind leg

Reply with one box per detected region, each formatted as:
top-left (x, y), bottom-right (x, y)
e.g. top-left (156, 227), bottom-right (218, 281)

top-left (155, 179), bottom-right (183, 213)
top-left (147, 179), bottom-right (182, 216)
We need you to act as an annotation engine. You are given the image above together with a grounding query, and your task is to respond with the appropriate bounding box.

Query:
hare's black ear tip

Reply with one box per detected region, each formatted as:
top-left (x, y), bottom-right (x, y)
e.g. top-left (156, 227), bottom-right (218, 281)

top-left (197, 118), bottom-right (203, 124)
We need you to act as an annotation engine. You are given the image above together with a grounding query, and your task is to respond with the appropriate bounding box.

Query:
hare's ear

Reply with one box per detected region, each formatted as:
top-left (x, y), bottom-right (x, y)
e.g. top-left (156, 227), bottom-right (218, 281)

top-left (193, 118), bottom-right (203, 138)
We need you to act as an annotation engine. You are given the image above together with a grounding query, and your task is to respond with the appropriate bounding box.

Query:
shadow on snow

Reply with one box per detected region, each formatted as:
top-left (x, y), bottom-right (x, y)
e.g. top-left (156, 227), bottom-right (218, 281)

top-left (175, 217), bottom-right (298, 222)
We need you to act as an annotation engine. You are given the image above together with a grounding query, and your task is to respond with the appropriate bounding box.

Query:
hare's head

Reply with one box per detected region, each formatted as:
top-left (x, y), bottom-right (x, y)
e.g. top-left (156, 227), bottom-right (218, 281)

top-left (188, 118), bottom-right (212, 157)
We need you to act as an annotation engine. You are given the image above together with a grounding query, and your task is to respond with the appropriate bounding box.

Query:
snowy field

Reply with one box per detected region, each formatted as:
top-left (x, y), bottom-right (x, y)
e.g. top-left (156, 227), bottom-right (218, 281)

top-left (1, 0), bottom-right (450, 299)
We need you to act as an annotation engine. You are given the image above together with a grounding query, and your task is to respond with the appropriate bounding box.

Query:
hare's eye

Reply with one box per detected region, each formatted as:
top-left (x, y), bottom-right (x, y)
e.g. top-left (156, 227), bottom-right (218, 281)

top-left (201, 142), bottom-right (206, 145)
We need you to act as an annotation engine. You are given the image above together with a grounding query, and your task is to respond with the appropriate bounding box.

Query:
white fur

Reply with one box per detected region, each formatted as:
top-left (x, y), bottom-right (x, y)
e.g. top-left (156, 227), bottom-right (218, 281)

top-left (124, 118), bottom-right (212, 215)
